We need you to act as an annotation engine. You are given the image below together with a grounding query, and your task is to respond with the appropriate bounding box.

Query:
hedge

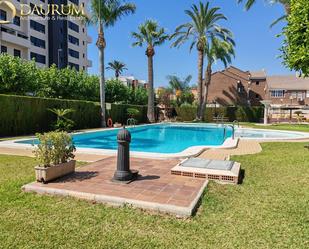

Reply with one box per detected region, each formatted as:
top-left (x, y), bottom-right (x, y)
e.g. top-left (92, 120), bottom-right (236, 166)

top-left (0, 94), bottom-right (148, 137)
top-left (175, 106), bottom-right (264, 122)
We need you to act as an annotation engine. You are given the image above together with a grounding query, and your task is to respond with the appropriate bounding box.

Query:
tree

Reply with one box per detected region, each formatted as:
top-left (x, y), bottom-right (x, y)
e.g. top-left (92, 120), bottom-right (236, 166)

top-left (132, 20), bottom-right (169, 123)
top-left (238, 0), bottom-right (290, 27)
top-left (166, 75), bottom-right (193, 106)
top-left (88, 0), bottom-right (136, 127)
top-left (106, 60), bottom-right (128, 78)
top-left (127, 87), bottom-right (148, 105)
top-left (282, 0), bottom-right (309, 76)
top-left (171, 2), bottom-right (230, 120)
top-left (200, 38), bottom-right (235, 120)
top-left (105, 79), bottom-right (129, 103)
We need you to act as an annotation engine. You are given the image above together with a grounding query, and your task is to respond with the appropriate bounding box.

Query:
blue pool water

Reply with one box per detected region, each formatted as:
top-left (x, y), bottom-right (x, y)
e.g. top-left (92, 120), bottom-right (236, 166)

top-left (18, 124), bottom-right (233, 154)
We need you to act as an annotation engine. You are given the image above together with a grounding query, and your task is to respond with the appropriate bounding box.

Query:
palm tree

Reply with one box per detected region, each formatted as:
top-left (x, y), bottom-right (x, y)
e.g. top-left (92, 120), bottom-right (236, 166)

top-left (106, 60), bottom-right (128, 79)
top-left (167, 75), bottom-right (192, 99)
top-left (238, 0), bottom-right (290, 27)
top-left (88, 0), bottom-right (136, 127)
top-left (200, 38), bottom-right (235, 120)
top-left (170, 2), bottom-right (231, 120)
top-left (167, 75), bottom-right (192, 106)
top-left (132, 20), bottom-right (169, 123)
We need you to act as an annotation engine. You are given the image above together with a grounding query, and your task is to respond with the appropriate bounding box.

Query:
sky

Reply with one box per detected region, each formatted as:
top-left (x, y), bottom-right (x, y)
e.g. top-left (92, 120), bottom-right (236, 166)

top-left (86, 0), bottom-right (290, 87)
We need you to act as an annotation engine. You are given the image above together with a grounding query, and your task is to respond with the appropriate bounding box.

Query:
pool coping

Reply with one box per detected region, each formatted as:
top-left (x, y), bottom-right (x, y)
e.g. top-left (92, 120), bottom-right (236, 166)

top-left (1, 123), bottom-right (309, 159)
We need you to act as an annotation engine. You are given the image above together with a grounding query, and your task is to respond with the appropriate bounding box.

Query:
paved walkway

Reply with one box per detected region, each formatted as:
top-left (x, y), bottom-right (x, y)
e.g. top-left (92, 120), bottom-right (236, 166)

top-left (198, 140), bottom-right (262, 161)
top-left (23, 157), bottom-right (207, 217)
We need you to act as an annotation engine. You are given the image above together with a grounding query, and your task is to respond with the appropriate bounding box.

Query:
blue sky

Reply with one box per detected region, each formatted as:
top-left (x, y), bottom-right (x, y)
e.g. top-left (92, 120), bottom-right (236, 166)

top-left (87, 0), bottom-right (289, 87)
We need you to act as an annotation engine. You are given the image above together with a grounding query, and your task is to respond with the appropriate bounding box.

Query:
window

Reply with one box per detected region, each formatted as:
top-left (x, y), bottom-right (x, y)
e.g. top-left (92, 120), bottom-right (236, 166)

top-left (13, 16), bottom-right (20, 26)
top-left (69, 49), bottom-right (79, 59)
top-left (68, 21), bottom-right (79, 33)
top-left (0, 9), bottom-right (7, 21)
top-left (30, 36), bottom-right (46, 48)
top-left (306, 91), bottom-right (309, 98)
top-left (1, 46), bottom-right (7, 53)
top-left (256, 81), bottom-right (260, 85)
top-left (68, 35), bottom-right (79, 46)
top-left (68, 62), bottom-right (79, 71)
top-left (270, 90), bottom-right (284, 98)
top-left (30, 20), bottom-right (45, 33)
top-left (30, 52), bottom-right (46, 64)
top-left (237, 82), bottom-right (244, 93)
top-left (14, 49), bottom-right (21, 58)
top-left (256, 94), bottom-right (259, 99)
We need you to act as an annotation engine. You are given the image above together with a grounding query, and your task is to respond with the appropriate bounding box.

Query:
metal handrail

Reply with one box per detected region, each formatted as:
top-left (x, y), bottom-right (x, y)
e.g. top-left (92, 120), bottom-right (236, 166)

top-left (227, 124), bottom-right (235, 139)
top-left (233, 120), bottom-right (240, 128)
top-left (127, 118), bottom-right (137, 127)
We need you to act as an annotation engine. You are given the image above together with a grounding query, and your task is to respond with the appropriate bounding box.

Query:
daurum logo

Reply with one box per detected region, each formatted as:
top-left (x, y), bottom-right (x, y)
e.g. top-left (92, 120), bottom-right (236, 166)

top-left (0, 0), bottom-right (16, 24)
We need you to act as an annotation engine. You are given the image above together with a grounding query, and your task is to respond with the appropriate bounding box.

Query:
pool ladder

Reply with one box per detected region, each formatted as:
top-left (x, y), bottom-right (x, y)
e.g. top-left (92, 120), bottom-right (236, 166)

top-left (127, 118), bottom-right (137, 127)
top-left (223, 120), bottom-right (238, 140)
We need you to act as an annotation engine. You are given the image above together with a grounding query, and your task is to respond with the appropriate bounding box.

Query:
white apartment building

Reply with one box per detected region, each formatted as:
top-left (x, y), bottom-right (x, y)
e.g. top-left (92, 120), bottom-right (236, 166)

top-left (118, 76), bottom-right (148, 89)
top-left (0, 0), bottom-right (92, 71)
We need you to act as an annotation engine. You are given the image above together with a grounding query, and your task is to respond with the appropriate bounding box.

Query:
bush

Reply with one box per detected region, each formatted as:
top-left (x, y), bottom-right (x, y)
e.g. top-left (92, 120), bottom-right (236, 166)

top-left (282, 0), bottom-right (309, 76)
top-left (34, 131), bottom-right (75, 168)
top-left (109, 103), bottom-right (148, 125)
top-left (48, 108), bottom-right (75, 132)
top-left (0, 94), bottom-right (101, 136)
top-left (0, 54), bottom-right (148, 104)
top-left (127, 108), bottom-right (141, 120)
top-left (0, 94), bottom-right (150, 137)
top-left (175, 105), bottom-right (264, 122)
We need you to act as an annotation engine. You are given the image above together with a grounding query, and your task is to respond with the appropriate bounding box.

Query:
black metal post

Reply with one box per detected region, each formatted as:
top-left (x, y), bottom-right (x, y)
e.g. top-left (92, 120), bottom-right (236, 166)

top-left (113, 127), bottom-right (138, 182)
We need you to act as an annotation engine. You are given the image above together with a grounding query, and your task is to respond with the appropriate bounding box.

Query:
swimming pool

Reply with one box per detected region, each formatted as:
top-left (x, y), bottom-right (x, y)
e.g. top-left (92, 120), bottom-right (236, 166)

top-left (17, 123), bottom-right (234, 154)
top-left (10, 123), bottom-right (309, 157)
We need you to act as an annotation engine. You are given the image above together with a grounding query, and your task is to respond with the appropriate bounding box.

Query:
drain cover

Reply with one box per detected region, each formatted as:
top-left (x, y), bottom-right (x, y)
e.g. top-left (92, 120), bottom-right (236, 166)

top-left (180, 158), bottom-right (234, 171)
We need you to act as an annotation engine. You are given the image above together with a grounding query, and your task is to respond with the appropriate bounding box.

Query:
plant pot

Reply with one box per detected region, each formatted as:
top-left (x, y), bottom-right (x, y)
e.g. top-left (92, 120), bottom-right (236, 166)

top-left (35, 160), bottom-right (76, 183)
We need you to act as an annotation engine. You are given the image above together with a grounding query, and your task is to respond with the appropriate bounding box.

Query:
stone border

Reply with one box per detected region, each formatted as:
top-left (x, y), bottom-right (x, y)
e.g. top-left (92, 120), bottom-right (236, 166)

top-left (22, 180), bottom-right (209, 217)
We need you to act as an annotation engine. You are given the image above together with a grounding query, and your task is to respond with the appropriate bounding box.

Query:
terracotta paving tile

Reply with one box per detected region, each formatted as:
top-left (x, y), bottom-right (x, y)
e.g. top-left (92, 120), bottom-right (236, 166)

top-left (26, 157), bottom-right (207, 213)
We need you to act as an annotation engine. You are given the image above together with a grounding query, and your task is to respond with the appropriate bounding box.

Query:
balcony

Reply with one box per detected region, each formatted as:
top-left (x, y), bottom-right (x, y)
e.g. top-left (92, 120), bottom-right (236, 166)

top-left (0, 26), bottom-right (30, 48)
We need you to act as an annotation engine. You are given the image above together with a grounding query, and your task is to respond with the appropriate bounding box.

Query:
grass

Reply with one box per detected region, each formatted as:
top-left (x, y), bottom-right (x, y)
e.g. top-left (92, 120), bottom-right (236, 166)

top-left (1, 143), bottom-right (309, 248)
top-left (241, 122), bottom-right (309, 133)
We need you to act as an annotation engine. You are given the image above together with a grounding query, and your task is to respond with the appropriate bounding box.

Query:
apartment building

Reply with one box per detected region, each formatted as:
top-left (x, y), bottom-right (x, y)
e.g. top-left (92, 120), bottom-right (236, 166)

top-left (0, 0), bottom-right (92, 71)
top-left (207, 66), bottom-right (309, 107)
top-left (118, 76), bottom-right (148, 89)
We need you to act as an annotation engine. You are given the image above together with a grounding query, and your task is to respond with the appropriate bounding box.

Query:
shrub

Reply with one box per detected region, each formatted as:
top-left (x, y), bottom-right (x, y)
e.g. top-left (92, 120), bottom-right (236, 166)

top-left (0, 94), bottom-right (150, 136)
top-left (175, 106), bottom-right (264, 122)
top-left (127, 108), bottom-right (141, 120)
top-left (48, 108), bottom-right (75, 132)
top-left (34, 131), bottom-right (76, 168)
top-left (0, 94), bottom-right (101, 136)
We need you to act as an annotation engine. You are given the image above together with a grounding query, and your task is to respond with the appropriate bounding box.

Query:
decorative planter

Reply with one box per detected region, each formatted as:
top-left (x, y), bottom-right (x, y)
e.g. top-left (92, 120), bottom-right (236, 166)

top-left (35, 160), bottom-right (76, 183)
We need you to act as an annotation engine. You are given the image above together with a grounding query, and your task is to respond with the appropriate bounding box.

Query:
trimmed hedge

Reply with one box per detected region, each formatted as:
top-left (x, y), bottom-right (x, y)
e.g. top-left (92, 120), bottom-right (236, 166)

top-left (175, 106), bottom-right (264, 122)
top-left (0, 94), bottom-right (148, 137)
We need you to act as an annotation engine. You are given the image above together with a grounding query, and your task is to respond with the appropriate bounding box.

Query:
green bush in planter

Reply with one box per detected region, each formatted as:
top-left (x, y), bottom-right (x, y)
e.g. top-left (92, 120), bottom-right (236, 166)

top-left (34, 132), bottom-right (76, 168)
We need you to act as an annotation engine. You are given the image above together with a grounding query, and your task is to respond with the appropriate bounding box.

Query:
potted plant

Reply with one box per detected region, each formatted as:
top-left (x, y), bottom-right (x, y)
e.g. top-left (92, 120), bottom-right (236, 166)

top-left (33, 131), bottom-right (76, 183)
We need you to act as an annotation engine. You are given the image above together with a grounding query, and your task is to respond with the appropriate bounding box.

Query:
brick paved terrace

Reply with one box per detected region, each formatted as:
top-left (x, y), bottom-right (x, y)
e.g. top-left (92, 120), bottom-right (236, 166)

top-left (23, 156), bottom-right (208, 217)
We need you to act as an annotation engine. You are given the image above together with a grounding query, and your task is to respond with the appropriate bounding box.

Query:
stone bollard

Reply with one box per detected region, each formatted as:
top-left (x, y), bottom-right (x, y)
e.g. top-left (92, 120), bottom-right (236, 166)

top-left (113, 127), bottom-right (138, 182)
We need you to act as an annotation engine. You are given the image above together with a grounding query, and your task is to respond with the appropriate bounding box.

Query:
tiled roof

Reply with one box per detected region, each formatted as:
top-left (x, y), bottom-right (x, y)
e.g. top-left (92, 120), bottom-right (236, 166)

top-left (250, 71), bottom-right (267, 79)
top-left (267, 75), bottom-right (309, 90)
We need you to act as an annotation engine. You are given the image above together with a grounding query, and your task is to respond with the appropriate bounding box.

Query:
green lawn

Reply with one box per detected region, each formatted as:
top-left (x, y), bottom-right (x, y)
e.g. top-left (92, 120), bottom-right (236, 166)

top-left (1, 143), bottom-right (309, 248)
top-left (241, 122), bottom-right (309, 133)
